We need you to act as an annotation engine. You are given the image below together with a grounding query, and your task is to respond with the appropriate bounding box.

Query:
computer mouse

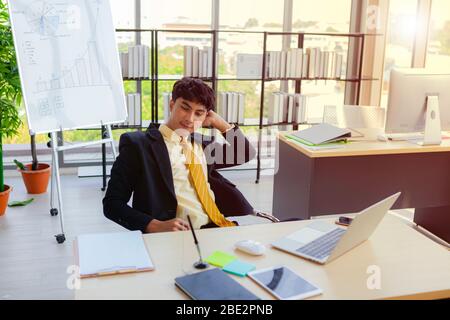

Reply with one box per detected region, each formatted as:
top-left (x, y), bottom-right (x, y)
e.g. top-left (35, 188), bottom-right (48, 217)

top-left (235, 240), bottom-right (266, 256)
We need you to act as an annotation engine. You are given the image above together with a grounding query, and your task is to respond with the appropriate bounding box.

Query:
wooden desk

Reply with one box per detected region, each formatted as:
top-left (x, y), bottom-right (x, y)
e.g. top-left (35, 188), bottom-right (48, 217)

top-left (75, 214), bottom-right (450, 300)
top-left (273, 133), bottom-right (450, 243)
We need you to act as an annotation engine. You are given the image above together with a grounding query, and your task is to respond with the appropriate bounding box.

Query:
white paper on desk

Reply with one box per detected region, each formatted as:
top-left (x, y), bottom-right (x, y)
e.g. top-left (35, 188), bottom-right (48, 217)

top-left (288, 138), bottom-right (345, 151)
top-left (77, 231), bottom-right (154, 277)
top-left (301, 144), bottom-right (345, 151)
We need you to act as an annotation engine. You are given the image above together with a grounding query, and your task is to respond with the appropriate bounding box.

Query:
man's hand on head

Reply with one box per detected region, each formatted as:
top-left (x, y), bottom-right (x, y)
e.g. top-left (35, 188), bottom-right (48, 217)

top-left (203, 110), bottom-right (233, 133)
top-left (146, 218), bottom-right (190, 233)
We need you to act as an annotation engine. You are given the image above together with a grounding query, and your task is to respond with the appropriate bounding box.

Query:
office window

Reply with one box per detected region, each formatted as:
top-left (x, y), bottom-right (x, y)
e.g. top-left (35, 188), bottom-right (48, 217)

top-left (155, 31), bottom-right (214, 123)
top-left (112, 0), bottom-right (139, 125)
top-left (141, 0), bottom-right (212, 29)
top-left (426, 0), bottom-right (450, 70)
top-left (381, 0), bottom-right (418, 107)
top-left (217, 32), bottom-right (266, 124)
top-left (292, 0), bottom-right (352, 122)
top-left (110, 0), bottom-right (135, 29)
top-left (141, 0), bottom-right (212, 123)
top-left (220, 0), bottom-right (283, 31)
top-left (292, 0), bottom-right (351, 33)
top-left (216, 0), bottom-right (284, 128)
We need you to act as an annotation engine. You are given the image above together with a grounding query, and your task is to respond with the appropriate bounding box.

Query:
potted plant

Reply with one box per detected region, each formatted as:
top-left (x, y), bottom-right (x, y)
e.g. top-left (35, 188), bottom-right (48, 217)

top-left (0, 1), bottom-right (22, 215)
top-left (14, 135), bottom-right (51, 194)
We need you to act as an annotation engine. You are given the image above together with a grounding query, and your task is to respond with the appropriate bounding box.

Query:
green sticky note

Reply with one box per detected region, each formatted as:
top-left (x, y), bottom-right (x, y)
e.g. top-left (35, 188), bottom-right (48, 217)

top-left (223, 260), bottom-right (256, 277)
top-left (206, 251), bottom-right (237, 268)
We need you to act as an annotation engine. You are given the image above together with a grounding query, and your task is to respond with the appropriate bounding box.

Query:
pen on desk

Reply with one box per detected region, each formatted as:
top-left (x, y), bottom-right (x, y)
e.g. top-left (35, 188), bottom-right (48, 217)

top-left (186, 215), bottom-right (209, 270)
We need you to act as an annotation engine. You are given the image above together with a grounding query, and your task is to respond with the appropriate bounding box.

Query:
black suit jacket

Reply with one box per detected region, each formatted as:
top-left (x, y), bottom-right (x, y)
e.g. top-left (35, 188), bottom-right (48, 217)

top-left (103, 124), bottom-right (257, 232)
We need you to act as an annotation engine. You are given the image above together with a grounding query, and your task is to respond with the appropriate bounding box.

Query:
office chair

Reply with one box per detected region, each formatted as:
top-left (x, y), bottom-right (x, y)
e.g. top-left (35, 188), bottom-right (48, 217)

top-left (252, 209), bottom-right (280, 223)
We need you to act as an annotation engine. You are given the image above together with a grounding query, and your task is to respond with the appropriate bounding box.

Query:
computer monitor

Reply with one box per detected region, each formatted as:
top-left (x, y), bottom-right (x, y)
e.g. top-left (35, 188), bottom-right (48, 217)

top-left (383, 68), bottom-right (450, 145)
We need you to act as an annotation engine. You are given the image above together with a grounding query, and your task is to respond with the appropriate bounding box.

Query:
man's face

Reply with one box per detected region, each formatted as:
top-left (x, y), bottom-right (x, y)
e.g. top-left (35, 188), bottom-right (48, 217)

top-left (167, 98), bottom-right (208, 135)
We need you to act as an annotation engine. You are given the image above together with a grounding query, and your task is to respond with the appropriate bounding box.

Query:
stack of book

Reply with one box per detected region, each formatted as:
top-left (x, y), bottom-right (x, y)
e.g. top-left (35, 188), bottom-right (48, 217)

top-left (119, 45), bottom-right (150, 79)
top-left (268, 92), bottom-right (308, 125)
top-left (125, 93), bottom-right (142, 126)
top-left (183, 46), bottom-right (214, 78)
top-left (265, 48), bottom-right (344, 80)
top-left (216, 92), bottom-right (246, 125)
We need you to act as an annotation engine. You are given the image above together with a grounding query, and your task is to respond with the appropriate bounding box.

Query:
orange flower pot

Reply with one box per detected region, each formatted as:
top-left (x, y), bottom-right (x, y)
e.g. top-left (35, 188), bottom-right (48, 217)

top-left (0, 185), bottom-right (12, 216)
top-left (19, 163), bottom-right (51, 194)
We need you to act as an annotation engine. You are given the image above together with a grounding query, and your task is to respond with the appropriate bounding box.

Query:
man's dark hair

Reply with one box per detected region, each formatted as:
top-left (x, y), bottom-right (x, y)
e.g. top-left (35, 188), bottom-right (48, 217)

top-left (172, 77), bottom-right (215, 111)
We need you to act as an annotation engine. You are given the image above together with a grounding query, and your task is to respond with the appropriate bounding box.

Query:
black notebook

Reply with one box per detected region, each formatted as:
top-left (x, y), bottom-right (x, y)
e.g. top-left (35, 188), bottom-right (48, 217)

top-left (175, 268), bottom-right (260, 300)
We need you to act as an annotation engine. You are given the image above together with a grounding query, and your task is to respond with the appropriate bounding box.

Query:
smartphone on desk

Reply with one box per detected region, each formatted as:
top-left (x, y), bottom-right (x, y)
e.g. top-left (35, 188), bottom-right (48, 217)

top-left (335, 216), bottom-right (353, 227)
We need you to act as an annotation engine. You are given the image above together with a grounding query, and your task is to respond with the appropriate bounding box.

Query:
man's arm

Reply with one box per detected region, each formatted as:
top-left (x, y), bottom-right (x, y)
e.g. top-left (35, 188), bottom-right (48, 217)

top-left (103, 133), bottom-right (153, 232)
top-left (201, 111), bottom-right (256, 170)
top-left (212, 125), bottom-right (256, 170)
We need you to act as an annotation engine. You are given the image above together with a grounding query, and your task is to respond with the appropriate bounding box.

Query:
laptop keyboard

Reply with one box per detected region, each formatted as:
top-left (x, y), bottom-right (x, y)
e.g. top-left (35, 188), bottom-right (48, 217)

top-left (296, 228), bottom-right (346, 261)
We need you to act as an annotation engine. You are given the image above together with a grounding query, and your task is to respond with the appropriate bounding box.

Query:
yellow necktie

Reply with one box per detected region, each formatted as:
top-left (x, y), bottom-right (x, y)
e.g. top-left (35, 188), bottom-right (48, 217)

top-left (181, 140), bottom-right (236, 228)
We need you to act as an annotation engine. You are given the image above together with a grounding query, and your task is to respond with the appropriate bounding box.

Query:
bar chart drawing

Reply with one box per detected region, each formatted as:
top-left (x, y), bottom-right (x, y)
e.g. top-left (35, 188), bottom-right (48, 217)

top-left (9, 0), bottom-right (127, 134)
top-left (34, 41), bottom-right (109, 93)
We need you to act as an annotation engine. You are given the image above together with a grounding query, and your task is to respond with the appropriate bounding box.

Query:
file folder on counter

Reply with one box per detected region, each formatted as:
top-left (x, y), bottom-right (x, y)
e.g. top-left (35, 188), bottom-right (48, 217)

top-left (289, 123), bottom-right (351, 146)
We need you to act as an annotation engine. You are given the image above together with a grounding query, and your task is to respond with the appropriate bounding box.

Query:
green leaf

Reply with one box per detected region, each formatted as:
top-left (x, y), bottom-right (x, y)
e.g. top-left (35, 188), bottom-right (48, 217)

top-left (8, 198), bottom-right (34, 207)
top-left (0, 0), bottom-right (23, 141)
top-left (14, 159), bottom-right (26, 170)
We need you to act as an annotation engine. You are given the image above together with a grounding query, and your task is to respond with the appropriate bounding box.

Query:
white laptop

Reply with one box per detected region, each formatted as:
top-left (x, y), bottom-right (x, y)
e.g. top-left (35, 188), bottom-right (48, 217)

top-left (271, 193), bottom-right (401, 264)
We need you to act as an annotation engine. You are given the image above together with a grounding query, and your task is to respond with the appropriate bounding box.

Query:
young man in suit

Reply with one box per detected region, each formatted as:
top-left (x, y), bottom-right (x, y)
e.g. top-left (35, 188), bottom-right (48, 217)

top-left (103, 77), bottom-right (257, 233)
